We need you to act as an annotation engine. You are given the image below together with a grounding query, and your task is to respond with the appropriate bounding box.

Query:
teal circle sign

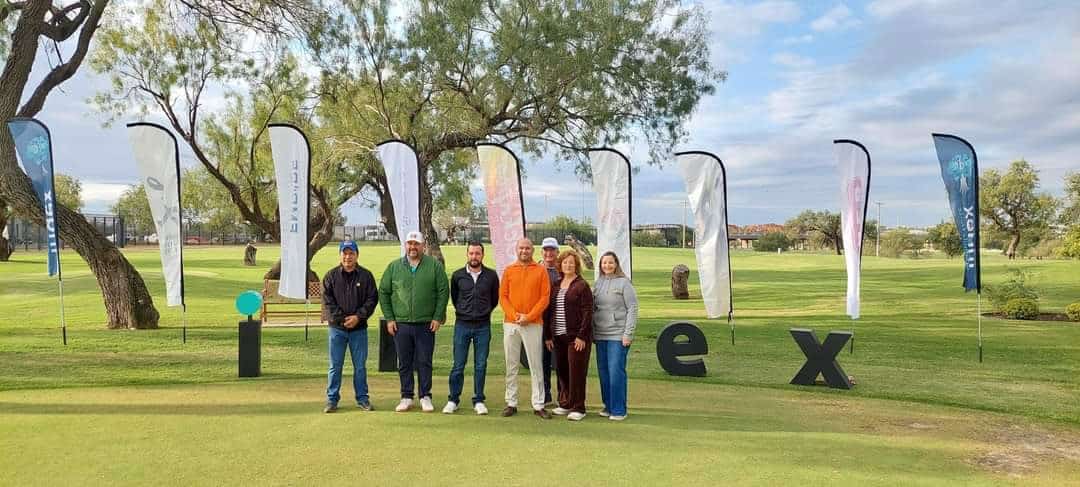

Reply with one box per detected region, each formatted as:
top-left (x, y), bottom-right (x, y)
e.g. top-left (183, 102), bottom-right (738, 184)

top-left (235, 290), bottom-right (263, 316)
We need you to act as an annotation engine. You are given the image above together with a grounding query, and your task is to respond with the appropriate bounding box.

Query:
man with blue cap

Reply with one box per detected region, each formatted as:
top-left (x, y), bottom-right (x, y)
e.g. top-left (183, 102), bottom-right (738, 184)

top-left (321, 239), bottom-right (379, 413)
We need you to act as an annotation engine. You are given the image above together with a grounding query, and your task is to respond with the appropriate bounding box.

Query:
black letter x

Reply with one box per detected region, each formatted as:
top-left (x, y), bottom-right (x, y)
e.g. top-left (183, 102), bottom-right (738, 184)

top-left (790, 329), bottom-right (852, 389)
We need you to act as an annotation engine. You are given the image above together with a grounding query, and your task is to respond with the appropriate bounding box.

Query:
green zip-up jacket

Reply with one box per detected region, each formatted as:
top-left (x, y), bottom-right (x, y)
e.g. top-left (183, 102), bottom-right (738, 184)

top-left (379, 255), bottom-right (450, 323)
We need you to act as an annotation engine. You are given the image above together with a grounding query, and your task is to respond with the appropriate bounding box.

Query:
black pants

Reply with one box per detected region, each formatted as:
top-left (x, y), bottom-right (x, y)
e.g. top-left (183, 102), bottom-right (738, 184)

top-left (394, 322), bottom-right (435, 399)
top-left (543, 347), bottom-right (554, 403)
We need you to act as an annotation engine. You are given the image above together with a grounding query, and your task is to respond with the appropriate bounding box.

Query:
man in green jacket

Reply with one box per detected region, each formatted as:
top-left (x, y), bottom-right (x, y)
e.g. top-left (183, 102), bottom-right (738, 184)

top-left (381, 231), bottom-right (450, 413)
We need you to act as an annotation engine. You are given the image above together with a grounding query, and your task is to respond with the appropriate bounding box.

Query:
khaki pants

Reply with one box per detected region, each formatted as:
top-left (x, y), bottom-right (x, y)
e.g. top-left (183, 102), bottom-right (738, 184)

top-left (503, 322), bottom-right (545, 411)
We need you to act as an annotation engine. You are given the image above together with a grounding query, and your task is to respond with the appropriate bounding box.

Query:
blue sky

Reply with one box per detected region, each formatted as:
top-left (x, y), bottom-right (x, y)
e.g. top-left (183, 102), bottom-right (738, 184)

top-left (31, 0), bottom-right (1080, 228)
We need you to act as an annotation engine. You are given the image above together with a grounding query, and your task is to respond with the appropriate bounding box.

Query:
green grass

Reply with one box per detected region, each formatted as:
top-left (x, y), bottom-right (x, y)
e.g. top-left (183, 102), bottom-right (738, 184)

top-left (2, 245), bottom-right (1080, 485)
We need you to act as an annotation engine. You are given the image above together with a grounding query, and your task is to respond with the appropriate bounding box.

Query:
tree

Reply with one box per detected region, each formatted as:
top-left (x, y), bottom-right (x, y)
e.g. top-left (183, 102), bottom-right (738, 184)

top-left (1062, 171), bottom-right (1080, 226)
top-left (755, 231), bottom-right (791, 252)
top-left (784, 210), bottom-right (842, 254)
top-left (0, 0), bottom-right (162, 328)
top-left (1061, 226), bottom-right (1080, 259)
top-left (531, 214), bottom-right (596, 246)
top-left (980, 159), bottom-right (1057, 259)
top-left (53, 173), bottom-right (82, 212)
top-left (91, 8), bottom-right (359, 276)
top-left (880, 228), bottom-right (922, 258)
top-left (927, 221), bottom-right (962, 258)
top-left (111, 184), bottom-right (154, 237)
top-left (314, 0), bottom-right (720, 261)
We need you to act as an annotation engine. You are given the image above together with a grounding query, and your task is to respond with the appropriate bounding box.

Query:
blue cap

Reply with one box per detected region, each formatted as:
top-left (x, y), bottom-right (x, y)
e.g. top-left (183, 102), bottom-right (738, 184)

top-left (339, 240), bottom-right (358, 253)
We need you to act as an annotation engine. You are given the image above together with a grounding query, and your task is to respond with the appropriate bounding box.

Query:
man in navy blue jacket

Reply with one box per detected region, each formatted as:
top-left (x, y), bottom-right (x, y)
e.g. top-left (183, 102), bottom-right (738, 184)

top-left (322, 240), bottom-right (379, 413)
top-left (443, 241), bottom-right (500, 415)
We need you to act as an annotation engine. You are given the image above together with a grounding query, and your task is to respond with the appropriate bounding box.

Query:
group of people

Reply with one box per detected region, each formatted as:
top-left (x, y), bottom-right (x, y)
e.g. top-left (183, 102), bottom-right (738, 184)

top-left (320, 232), bottom-right (639, 422)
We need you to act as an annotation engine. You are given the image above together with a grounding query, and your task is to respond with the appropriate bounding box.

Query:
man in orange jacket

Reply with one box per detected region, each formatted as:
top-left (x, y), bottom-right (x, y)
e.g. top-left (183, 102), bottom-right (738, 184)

top-left (499, 238), bottom-right (552, 419)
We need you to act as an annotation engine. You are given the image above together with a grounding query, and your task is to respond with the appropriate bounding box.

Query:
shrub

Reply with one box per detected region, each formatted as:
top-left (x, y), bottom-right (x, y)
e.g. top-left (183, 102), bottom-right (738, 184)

top-left (1066, 302), bottom-right (1080, 322)
top-left (755, 232), bottom-right (791, 252)
top-left (632, 231), bottom-right (667, 248)
top-left (1002, 298), bottom-right (1039, 320)
top-left (985, 268), bottom-right (1039, 312)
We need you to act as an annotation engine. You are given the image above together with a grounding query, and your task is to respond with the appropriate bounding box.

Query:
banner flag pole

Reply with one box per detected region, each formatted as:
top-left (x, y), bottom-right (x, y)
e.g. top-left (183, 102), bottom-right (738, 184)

top-left (304, 298), bottom-right (310, 341)
top-left (58, 278), bottom-right (67, 345)
top-left (181, 305), bottom-right (187, 344)
top-left (977, 292), bottom-right (983, 363)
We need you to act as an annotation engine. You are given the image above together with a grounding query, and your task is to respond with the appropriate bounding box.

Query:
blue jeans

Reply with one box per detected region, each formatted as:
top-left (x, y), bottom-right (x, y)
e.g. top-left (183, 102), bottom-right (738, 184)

top-left (327, 327), bottom-right (369, 405)
top-left (447, 323), bottom-right (491, 405)
top-left (595, 339), bottom-right (630, 416)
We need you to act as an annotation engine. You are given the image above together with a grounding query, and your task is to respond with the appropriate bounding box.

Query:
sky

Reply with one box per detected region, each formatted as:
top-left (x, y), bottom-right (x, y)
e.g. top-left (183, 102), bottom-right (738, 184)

top-left (27, 0), bottom-right (1080, 228)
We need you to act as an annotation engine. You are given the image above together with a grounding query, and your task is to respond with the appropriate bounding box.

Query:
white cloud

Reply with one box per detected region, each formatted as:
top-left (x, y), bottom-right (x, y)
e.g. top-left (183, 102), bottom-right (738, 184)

top-left (780, 34), bottom-right (814, 45)
top-left (80, 182), bottom-right (132, 213)
top-left (703, 0), bottom-right (802, 64)
top-left (771, 52), bottom-right (815, 69)
top-left (811, 4), bottom-right (861, 32)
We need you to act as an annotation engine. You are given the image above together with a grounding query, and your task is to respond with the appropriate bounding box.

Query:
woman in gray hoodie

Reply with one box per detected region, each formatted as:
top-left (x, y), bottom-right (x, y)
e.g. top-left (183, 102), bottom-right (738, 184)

top-left (592, 251), bottom-right (639, 421)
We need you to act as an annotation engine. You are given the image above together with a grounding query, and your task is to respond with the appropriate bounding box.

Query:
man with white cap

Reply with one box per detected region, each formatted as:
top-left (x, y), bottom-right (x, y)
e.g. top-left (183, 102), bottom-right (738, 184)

top-left (537, 236), bottom-right (561, 404)
top-left (321, 239), bottom-right (379, 413)
top-left (380, 231), bottom-right (450, 413)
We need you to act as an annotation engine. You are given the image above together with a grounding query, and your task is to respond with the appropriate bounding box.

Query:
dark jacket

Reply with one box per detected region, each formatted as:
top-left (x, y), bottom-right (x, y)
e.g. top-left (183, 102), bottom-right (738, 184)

top-left (450, 265), bottom-right (499, 325)
top-left (322, 264), bottom-right (379, 330)
top-left (543, 275), bottom-right (593, 342)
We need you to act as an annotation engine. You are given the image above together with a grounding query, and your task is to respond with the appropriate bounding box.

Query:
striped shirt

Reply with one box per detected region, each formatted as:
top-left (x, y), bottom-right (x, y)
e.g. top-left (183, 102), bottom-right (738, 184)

top-left (554, 288), bottom-right (568, 336)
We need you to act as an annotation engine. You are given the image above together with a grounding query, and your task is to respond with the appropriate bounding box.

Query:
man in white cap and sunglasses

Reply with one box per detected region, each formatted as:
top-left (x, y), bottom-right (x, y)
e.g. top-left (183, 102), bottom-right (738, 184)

top-left (537, 236), bottom-right (561, 404)
top-left (380, 231), bottom-right (449, 413)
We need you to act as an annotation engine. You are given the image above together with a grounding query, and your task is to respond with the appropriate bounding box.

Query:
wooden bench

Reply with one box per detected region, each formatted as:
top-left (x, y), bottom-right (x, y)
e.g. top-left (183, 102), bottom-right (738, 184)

top-left (260, 280), bottom-right (328, 324)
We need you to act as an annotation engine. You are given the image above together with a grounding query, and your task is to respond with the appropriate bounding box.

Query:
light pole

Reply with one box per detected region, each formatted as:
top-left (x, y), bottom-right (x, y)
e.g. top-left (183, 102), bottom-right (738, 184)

top-left (875, 201), bottom-right (883, 257)
top-left (681, 200), bottom-right (688, 248)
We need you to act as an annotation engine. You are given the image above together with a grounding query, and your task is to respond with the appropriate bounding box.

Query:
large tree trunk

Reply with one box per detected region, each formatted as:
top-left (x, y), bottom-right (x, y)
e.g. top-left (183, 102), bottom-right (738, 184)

top-left (834, 234), bottom-right (843, 255)
top-left (0, 199), bottom-right (13, 261)
top-left (0, 163), bottom-right (160, 328)
top-left (417, 158), bottom-right (444, 264)
top-left (0, 0), bottom-right (156, 328)
top-left (1006, 233), bottom-right (1020, 259)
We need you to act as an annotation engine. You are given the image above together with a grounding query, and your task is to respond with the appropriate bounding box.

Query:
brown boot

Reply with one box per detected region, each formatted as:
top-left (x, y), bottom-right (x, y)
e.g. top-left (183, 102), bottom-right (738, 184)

top-left (533, 408), bottom-right (552, 420)
top-left (501, 406), bottom-right (517, 417)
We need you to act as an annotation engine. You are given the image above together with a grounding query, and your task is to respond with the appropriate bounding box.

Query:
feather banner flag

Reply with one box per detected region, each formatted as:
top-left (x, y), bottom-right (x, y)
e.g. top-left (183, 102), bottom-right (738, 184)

top-left (590, 148), bottom-right (633, 280)
top-left (127, 122), bottom-right (185, 308)
top-left (376, 140), bottom-right (421, 256)
top-left (268, 124), bottom-right (311, 299)
top-left (675, 151), bottom-right (732, 320)
top-left (835, 139), bottom-right (872, 319)
top-left (7, 118), bottom-right (61, 277)
top-left (477, 143), bottom-right (526, 277)
top-left (932, 133), bottom-right (981, 292)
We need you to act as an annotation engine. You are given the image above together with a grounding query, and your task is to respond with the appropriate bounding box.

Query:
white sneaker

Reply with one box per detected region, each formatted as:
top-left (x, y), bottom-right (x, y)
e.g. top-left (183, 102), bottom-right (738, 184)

top-left (599, 408), bottom-right (610, 417)
top-left (474, 402), bottom-right (488, 415)
top-left (567, 411), bottom-right (585, 421)
top-left (420, 396), bottom-right (435, 412)
top-left (609, 414), bottom-right (627, 421)
top-left (442, 401), bottom-right (458, 414)
top-left (395, 398), bottom-right (413, 412)
top-left (552, 407), bottom-right (570, 416)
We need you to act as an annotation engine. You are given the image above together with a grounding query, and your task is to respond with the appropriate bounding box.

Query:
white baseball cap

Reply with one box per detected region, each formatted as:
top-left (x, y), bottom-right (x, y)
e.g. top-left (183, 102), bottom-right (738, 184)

top-left (541, 237), bottom-right (559, 249)
top-left (405, 231), bottom-right (425, 244)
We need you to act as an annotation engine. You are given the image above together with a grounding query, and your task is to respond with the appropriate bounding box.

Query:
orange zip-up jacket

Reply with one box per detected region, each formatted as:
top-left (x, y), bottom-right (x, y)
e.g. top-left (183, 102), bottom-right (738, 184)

top-left (499, 260), bottom-right (551, 325)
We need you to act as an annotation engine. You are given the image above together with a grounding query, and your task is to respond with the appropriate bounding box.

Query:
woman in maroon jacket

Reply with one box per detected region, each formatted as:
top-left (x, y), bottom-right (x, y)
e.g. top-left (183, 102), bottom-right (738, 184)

top-left (544, 250), bottom-right (594, 421)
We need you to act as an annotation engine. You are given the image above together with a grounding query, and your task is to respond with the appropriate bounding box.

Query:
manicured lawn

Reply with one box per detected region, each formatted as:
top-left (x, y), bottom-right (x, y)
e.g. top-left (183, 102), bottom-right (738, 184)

top-left (1, 245), bottom-right (1079, 484)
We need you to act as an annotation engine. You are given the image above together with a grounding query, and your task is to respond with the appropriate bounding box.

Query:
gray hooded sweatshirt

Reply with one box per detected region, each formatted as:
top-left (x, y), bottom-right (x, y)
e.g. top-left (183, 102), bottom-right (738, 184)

top-left (592, 275), bottom-right (639, 341)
